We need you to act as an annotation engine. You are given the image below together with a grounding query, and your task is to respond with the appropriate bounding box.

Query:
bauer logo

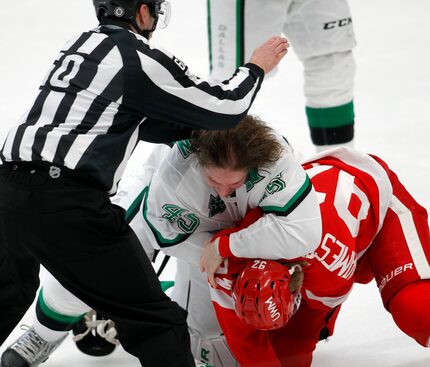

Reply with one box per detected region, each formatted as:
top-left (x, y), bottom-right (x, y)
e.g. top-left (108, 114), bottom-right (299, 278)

top-left (265, 296), bottom-right (281, 321)
top-left (379, 263), bottom-right (414, 291)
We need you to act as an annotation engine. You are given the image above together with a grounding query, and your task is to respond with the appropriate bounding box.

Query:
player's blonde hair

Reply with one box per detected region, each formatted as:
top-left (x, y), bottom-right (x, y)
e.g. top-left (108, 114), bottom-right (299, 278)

top-left (190, 115), bottom-right (284, 171)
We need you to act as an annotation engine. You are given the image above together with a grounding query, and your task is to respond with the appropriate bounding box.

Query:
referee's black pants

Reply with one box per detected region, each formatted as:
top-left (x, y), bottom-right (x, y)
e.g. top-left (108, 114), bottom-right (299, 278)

top-left (0, 163), bottom-right (194, 367)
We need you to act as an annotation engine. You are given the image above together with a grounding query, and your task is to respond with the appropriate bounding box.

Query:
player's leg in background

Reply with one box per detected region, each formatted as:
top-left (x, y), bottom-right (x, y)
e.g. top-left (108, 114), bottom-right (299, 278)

top-left (368, 167), bottom-right (430, 347)
top-left (389, 280), bottom-right (430, 347)
top-left (207, 0), bottom-right (288, 82)
top-left (36, 272), bottom-right (90, 343)
top-left (1, 272), bottom-right (92, 367)
top-left (283, 0), bottom-right (356, 150)
top-left (171, 259), bottom-right (239, 367)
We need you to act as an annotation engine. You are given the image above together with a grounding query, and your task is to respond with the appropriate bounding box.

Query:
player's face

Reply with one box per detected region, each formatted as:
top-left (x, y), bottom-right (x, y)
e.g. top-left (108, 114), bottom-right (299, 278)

top-left (203, 166), bottom-right (248, 198)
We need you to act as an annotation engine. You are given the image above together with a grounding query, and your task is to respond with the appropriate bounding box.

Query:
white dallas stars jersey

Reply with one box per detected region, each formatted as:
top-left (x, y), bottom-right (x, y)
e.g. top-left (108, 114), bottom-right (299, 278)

top-left (137, 136), bottom-right (322, 266)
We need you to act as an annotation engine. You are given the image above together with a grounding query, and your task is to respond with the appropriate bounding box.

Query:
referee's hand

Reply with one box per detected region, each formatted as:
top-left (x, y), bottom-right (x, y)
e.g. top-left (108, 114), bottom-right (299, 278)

top-left (249, 36), bottom-right (289, 74)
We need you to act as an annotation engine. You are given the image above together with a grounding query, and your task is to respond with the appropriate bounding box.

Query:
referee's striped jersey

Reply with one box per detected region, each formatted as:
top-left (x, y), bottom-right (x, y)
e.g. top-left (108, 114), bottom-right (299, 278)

top-left (0, 23), bottom-right (264, 194)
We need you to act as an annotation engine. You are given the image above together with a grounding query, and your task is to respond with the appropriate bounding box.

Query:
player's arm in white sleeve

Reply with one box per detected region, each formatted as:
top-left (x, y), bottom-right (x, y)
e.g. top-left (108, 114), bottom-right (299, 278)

top-left (218, 152), bottom-right (322, 260)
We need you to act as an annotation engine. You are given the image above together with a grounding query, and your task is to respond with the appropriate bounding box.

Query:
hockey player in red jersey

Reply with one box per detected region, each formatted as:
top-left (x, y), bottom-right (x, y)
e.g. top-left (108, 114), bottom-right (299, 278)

top-left (207, 147), bottom-right (430, 367)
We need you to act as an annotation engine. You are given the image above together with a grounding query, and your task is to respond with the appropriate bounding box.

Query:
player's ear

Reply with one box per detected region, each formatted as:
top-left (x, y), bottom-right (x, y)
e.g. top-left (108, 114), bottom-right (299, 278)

top-left (136, 4), bottom-right (153, 29)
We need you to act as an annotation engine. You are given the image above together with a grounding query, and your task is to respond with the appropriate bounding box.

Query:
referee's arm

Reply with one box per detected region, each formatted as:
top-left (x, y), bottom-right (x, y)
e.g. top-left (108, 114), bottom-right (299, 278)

top-left (131, 43), bottom-right (265, 130)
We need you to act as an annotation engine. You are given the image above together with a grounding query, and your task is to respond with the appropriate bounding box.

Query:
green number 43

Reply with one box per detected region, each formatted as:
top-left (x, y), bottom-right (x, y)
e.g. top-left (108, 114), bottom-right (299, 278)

top-left (162, 204), bottom-right (200, 234)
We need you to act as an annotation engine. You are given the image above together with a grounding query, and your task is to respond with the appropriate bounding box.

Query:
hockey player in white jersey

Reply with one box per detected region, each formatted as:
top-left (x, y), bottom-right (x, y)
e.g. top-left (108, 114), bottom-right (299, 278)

top-left (1, 115), bottom-right (322, 367)
top-left (145, 114), bottom-right (321, 270)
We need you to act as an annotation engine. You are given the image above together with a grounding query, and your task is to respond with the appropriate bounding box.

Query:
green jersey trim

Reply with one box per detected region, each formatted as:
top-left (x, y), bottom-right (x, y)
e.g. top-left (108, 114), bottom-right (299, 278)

top-left (261, 174), bottom-right (312, 216)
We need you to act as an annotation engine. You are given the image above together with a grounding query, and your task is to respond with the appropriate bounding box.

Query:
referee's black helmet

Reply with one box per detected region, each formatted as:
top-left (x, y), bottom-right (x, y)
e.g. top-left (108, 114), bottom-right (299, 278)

top-left (92, 0), bottom-right (170, 29)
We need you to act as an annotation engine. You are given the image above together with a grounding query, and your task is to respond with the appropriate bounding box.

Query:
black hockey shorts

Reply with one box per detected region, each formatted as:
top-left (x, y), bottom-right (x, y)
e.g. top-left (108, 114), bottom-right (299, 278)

top-left (0, 162), bottom-right (194, 367)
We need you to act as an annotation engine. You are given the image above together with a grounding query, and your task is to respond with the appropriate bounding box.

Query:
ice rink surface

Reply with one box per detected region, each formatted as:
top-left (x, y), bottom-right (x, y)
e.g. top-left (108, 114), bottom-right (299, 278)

top-left (0, 0), bottom-right (429, 366)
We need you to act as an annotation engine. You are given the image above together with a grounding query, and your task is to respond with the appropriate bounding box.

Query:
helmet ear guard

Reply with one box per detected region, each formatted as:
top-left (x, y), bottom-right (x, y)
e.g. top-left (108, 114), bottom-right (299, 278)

top-left (232, 260), bottom-right (302, 330)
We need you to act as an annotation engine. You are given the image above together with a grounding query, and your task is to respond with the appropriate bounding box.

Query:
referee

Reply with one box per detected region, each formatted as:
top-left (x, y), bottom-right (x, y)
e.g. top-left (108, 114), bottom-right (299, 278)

top-left (0, 0), bottom-right (288, 366)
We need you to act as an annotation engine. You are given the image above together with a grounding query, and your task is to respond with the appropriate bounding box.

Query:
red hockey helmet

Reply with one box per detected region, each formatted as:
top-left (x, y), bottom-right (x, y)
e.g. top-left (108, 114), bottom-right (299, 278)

top-left (232, 260), bottom-right (302, 330)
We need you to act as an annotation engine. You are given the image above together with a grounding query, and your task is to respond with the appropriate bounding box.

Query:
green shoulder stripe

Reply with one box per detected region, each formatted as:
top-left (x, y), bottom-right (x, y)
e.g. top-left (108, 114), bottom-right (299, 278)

top-left (261, 174), bottom-right (312, 216)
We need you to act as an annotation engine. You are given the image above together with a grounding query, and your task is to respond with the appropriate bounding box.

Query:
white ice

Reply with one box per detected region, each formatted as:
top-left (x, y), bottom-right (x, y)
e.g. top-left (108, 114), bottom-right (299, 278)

top-left (0, 0), bottom-right (429, 366)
